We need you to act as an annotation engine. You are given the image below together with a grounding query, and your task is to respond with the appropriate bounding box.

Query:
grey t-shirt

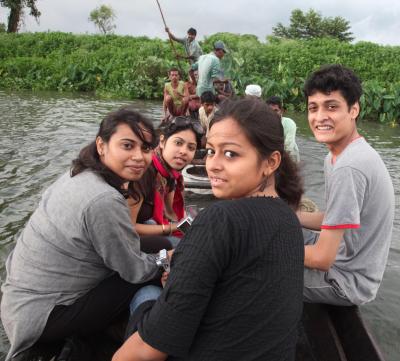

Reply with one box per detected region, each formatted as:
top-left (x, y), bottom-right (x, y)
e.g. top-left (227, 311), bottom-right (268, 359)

top-left (176, 37), bottom-right (203, 64)
top-left (322, 137), bottom-right (394, 305)
top-left (1, 170), bottom-right (159, 359)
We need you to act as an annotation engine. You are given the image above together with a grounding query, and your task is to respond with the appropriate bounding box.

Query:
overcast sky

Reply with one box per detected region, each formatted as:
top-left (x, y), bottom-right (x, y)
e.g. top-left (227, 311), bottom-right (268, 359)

top-left (1, 0), bottom-right (400, 45)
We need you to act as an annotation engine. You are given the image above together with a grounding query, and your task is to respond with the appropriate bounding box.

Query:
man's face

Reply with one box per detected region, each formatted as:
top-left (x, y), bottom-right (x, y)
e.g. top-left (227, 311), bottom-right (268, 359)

top-left (307, 90), bottom-right (360, 155)
top-left (215, 49), bottom-right (225, 59)
top-left (268, 104), bottom-right (283, 117)
top-left (187, 32), bottom-right (196, 42)
top-left (169, 71), bottom-right (180, 83)
top-left (203, 102), bottom-right (215, 116)
top-left (215, 82), bottom-right (224, 92)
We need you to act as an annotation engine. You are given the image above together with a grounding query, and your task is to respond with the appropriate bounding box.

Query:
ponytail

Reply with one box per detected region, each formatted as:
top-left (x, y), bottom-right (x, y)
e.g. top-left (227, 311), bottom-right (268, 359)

top-left (275, 151), bottom-right (303, 209)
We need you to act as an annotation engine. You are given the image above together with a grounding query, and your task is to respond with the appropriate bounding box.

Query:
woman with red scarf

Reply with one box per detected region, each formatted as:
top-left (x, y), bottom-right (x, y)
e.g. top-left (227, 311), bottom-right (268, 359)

top-left (129, 117), bottom-right (203, 249)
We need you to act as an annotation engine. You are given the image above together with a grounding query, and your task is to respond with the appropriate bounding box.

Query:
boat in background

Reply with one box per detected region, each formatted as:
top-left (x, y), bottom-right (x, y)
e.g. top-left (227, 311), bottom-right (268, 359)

top-left (182, 164), bottom-right (212, 195)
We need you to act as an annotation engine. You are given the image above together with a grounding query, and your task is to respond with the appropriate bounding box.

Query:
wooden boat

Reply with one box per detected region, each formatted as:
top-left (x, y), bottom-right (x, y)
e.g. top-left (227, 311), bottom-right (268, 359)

top-left (182, 164), bottom-right (211, 193)
top-left (14, 302), bottom-right (385, 361)
top-left (297, 303), bottom-right (386, 361)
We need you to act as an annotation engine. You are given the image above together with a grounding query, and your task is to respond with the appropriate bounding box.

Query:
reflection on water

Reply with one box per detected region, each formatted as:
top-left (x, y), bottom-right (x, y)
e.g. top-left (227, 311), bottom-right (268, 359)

top-left (0, 91), bottom-right (399, 360)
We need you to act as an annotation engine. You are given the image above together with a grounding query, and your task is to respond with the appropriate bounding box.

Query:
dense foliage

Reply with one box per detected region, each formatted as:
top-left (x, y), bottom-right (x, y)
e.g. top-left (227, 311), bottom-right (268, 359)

top-left (89, 5), bottom-right (116, 35)
top-left (1, 31), bottom-right (400, 124)
top-left (272, 9), bottom-right (353, 42)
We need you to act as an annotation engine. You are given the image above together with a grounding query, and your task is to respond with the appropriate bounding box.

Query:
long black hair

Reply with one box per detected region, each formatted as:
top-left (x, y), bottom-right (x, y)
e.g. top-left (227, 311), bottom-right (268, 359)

top-left (209, 98), bottom-right (303, 208)
top-left (71, 107), bottom-right (158, 201)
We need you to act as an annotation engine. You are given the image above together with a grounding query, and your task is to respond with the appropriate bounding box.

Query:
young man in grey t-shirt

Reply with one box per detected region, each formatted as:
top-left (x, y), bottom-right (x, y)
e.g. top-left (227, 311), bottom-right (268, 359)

top-left (297, 65), bottom-right (394, 305)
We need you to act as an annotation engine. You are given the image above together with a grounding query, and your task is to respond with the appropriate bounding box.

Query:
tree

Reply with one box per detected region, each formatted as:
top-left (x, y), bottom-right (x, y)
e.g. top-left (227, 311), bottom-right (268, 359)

top-left (89, 5), bottom-right (116, 34)
top-left (272, 9), bottom-right (353, 42)
top-left (0, 0), bottom-right (40, 33)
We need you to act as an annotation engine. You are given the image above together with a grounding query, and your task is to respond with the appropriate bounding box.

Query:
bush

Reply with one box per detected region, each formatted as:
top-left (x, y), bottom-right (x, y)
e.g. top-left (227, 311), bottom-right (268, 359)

top-left (1, 32), bottom-right (400, 124)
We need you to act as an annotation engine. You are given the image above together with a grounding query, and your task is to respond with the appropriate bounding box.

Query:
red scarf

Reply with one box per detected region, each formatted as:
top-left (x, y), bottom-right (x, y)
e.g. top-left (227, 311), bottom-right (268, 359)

top-left (151, 153), bottom-right (184, 237)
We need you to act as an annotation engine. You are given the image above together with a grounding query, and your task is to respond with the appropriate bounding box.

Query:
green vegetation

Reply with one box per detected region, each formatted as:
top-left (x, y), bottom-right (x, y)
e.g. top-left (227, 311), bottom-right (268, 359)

top-left (1, 31), bottom-right (400, 124)
top-left (272, 9), bottom-right (353, 42)
top-left (89, 5), bottom-right (116, 35)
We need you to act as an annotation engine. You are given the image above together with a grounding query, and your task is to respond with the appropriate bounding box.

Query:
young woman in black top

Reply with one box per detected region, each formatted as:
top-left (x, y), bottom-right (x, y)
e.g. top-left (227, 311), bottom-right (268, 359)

top-left (113, 98), bottom-right (304, 361)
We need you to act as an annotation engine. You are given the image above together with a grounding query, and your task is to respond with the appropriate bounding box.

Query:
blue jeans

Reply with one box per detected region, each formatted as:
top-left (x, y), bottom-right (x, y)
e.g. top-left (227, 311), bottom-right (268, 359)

top-left (129, 285), bottom-right (162, 314)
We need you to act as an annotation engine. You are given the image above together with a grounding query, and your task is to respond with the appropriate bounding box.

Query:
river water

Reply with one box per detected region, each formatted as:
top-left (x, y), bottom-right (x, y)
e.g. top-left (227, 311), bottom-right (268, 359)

top-left (0, 90), bottom-right (399, 360)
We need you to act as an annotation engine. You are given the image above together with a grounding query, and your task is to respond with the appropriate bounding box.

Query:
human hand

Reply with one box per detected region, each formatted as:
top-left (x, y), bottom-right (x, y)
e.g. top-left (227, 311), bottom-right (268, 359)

top-left (167, 249), bottom-right (174, 260)
top-left (161, 271), bottom-right (169, 287)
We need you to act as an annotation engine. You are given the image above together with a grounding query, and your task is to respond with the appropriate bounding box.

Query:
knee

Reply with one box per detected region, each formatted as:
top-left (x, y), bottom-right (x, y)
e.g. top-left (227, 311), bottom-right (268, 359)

top-left (129, 285), bottom-right (162, 315)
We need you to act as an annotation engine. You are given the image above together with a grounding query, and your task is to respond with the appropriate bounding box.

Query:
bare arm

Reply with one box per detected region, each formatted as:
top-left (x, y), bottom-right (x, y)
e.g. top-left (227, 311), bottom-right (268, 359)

top-left (297, 210), bottom-right (325, 231)
top-left (162, 86), bottom-right (168, 115)
top-left (305, 228), bottom-right (345, 271)
top-left (113, 332), bottom-right (167, 361)
top-left (135, 222), bottom-right (177, 237)
top-left (128, 196), bottom-right (178, 236)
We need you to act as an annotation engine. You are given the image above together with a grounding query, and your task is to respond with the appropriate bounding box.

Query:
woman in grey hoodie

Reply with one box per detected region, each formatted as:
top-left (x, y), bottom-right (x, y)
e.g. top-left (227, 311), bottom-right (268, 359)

top-left (1, 107), bottom-right (162, 360)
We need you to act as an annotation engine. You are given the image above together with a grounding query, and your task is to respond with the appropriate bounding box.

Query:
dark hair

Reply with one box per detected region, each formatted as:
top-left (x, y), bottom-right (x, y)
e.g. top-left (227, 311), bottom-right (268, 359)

top-left (209, 98), bottom-right (303, 208)
top-left (71, 107), bottom-right (157, 201)
top-left (200, 91), bottom-right (216, 104)
top-left (159, 116), bottom-right (203, 148)
top-left (303, 64), bottom-right (362, 109)
top-left (187, 27), bottom-right (197, 36)
top-left (266, 96), bottom-right (283, 109)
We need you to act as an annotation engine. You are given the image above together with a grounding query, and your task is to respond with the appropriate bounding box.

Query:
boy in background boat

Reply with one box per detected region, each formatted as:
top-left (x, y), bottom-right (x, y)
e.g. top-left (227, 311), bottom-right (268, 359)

top-left (198, 91), bottom-right (217, 135)
top-left (297, 64), bottom-right (394, 306)
top-left (266, 95), bottom-right (300, 163)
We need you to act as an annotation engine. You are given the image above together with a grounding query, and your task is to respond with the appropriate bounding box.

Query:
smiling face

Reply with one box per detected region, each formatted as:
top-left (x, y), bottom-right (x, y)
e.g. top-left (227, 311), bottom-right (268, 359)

top-left (96, 123), bottom-right (153, 181)
top-left (307, 90), bottom-right (360, 156)
top-left (206, 117), bottom-right (279, 199)
top-left (160, 129), bottom-right (197, 171)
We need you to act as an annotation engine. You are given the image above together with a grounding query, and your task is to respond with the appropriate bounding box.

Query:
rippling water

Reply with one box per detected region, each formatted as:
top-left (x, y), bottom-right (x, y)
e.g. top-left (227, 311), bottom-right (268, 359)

top-left (0, 90), bottom-right (399, 360)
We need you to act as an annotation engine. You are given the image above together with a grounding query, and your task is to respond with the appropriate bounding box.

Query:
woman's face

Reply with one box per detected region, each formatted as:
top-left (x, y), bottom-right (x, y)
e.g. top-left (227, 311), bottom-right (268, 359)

top-left (206, 117), bottom-right (274, 199)
top-left (96, 123), bottom-right (153, 181)
top-left (160, 129), bottom-right (197, 171)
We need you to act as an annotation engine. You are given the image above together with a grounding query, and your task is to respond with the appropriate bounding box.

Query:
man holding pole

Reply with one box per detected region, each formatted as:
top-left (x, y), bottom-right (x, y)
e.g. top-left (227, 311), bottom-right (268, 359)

top-left (165, 27), bottom-right (203, 65)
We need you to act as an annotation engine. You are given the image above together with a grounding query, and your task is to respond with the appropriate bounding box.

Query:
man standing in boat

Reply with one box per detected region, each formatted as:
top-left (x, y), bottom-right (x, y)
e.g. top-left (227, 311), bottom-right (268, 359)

top-left (165, 27), bottom-right (203, 64)
top-left (192, 41), bottom-right (228, 97)
top-left (297, 64), bottom-right (394, 306)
